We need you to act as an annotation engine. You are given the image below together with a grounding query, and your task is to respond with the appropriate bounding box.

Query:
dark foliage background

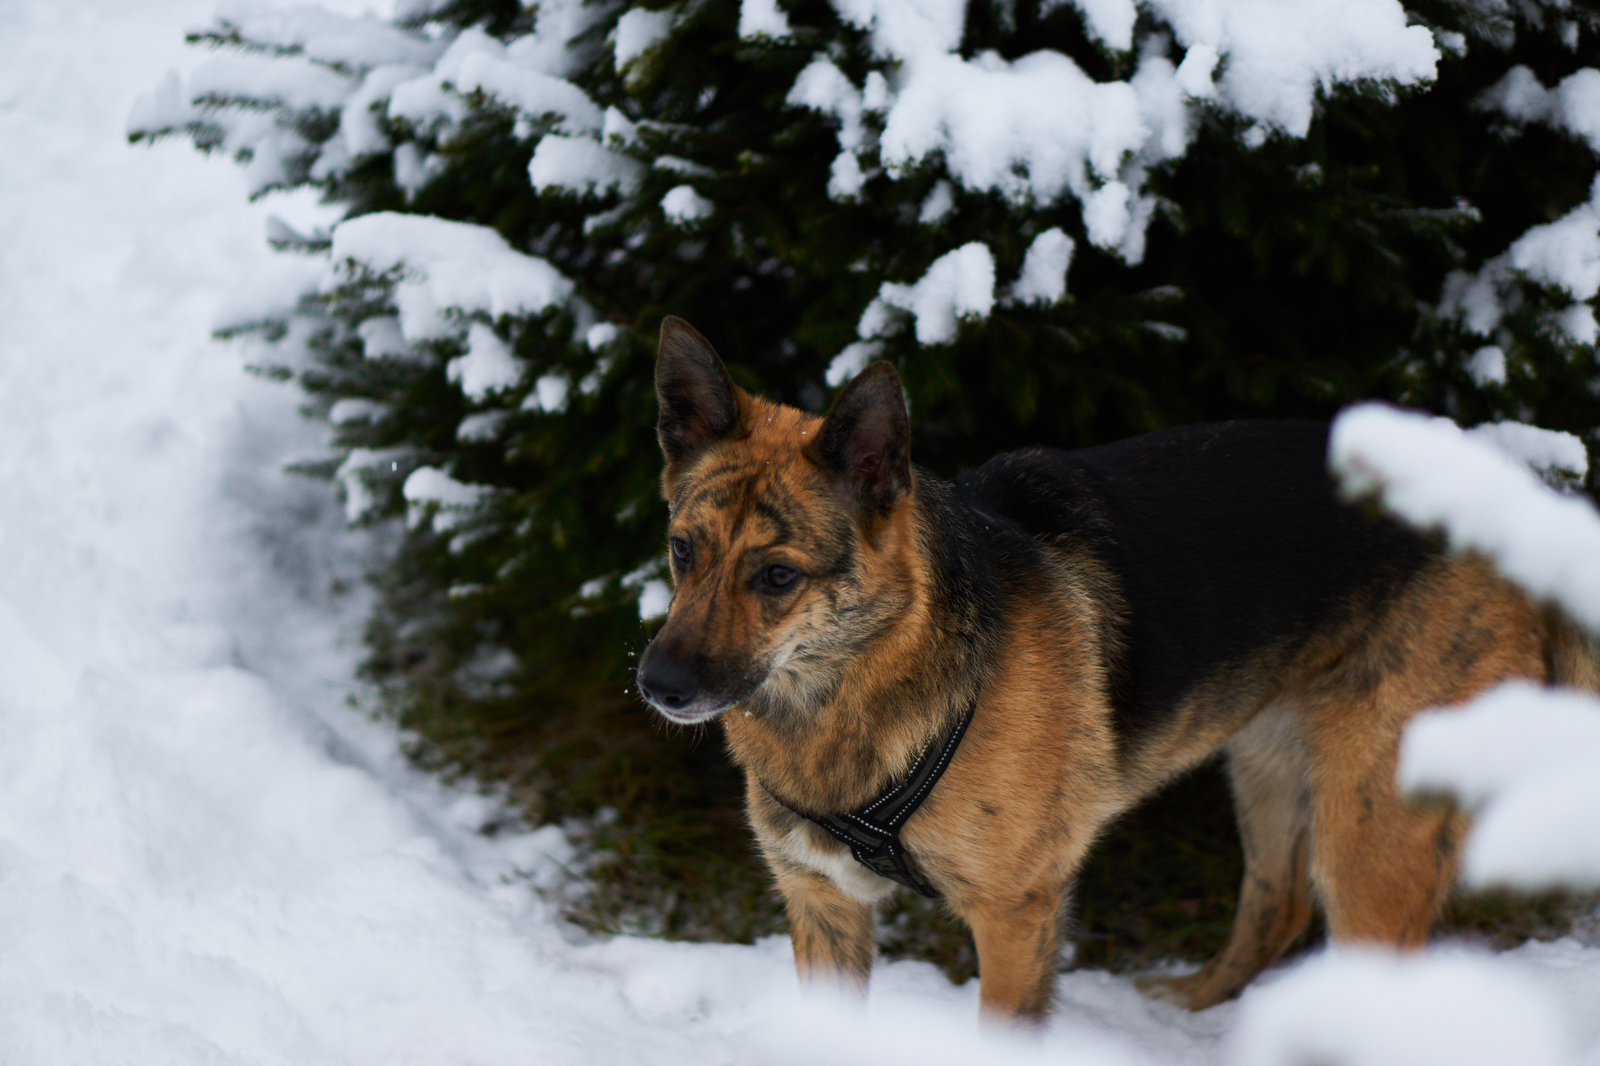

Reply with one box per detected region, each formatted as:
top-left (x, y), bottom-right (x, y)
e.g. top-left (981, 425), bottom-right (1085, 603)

top-left (135, 0), bottom-right (1600, 975)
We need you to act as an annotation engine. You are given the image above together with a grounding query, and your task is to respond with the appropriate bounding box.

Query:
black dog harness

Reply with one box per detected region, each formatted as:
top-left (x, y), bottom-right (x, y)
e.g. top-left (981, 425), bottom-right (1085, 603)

top-left (763, 705), bottom-right (975, 898)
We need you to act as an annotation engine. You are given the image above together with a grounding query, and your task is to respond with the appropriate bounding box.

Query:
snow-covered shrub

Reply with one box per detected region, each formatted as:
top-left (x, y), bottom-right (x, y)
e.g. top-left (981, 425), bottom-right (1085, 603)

top-left (132, 0), bottom-right (1600, 947)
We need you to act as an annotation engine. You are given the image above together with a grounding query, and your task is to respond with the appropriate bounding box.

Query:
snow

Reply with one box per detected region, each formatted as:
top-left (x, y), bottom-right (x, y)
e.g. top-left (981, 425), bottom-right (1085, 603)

top-left (453, 50), bottom-right (606, 135)
top-left (202, 0), bottom-right (446, 69)
top-left (613, 8), bottom-right (675, 71)
top-left (1228, 948), bottom-right (1572, 1066)
top-left (188, 51), bottom-right (356, 111)
top-left (328, 211), bottom-right (575, 341)
top-left (1330, 403), bottom-right (1600, 631)
top-left (826, 339), bottom-right (886, 386)
top-left (1464, 420), bottom-right (1589, 481)
top-left (662, 184), bottom-right (715, 224)
top-left (1466, 343), bottom-right (1508, 387)
top-left (787, 0), bottom-right (1441, 276)
top-left (861, 241), bottom-right (996, 345)
top-left (1441, 176), bottom-right (1600, 344)
top-left (1481, 65), bottom-right (1600, 154)
top-left (1401, 683), bottom-right (1600, 889)
top-left (403, 466), bottom-right (493, 531)
top-left (918, 179), bottom-right (955, 224)
top-left (1401, 683), bottom-right (1600, 811)
top-left (1146, 0), bottom-right (1439, 138)
top-left (529, 132), bottom-right (646, 198)
top-left (525, 372), bottom-right (572, 414)
top-left (739, 0), bottom-right (794, 40)
top-left (340, 63), bottom-right (425, 156)
top-left (7, 0), bottom-right (1600, 1063)
top-left (1008, 227), bottom-right (1076, 306)
top-left (449, 322), bottom-right (525, 401)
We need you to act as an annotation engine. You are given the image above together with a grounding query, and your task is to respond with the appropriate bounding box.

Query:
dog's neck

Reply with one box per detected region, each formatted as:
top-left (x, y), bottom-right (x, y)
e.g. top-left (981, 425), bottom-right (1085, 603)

top-left (721, 477), bottom-right (992, 812)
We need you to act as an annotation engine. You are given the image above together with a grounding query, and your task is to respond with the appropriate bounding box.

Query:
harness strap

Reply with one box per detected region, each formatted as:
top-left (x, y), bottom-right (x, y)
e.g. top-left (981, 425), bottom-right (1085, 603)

top-left (763, 703), bottom-right (975, 899)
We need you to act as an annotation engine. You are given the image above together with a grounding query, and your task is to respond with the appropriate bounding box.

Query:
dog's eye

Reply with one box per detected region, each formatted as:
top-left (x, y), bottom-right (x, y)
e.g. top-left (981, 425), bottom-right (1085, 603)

top-left (761, 565), bottom-right (799, 592)
top-left (669, 536), bottom-right (693, 566)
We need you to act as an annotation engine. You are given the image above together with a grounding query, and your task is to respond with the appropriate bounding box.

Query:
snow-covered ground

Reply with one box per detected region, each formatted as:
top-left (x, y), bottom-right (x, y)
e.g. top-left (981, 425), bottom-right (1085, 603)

top-left (3, 2), bottom-right (1600, 1063)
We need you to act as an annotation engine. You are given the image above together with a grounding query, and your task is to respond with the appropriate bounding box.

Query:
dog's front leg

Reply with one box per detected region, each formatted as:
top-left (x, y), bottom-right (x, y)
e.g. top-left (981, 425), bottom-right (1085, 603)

top-left (965, 882), bottom-right (1067, 1022)
top-left (773, 861), bottom-right (876, 993)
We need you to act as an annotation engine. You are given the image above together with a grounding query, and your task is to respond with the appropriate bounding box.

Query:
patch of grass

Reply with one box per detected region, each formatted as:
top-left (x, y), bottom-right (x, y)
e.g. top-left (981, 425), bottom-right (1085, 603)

top-left (1070, 760), bottom-right (1250, 973)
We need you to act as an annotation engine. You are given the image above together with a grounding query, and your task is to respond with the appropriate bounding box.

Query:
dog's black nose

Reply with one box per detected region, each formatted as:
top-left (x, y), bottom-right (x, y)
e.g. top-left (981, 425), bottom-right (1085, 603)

top-left (636, 651), bottom-right (699, 710)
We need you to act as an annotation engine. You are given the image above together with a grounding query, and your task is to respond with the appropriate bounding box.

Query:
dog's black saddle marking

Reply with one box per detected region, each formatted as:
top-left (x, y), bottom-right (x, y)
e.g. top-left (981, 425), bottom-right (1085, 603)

top-left (764, 705), bottom-right (974, 899)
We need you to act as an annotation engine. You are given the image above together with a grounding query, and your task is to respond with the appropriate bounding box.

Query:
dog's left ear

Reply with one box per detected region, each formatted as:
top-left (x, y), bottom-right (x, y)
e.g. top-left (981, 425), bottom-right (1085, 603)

top-left (808, 361), bottom-right (911, 518)
top-left (656, 316), bottom-right (741, 465)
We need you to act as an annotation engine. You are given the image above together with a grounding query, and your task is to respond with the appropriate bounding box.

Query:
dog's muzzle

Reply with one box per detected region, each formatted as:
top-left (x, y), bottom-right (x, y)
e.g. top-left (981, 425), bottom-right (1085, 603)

top-left (635, 644), bottom-right (725, 724)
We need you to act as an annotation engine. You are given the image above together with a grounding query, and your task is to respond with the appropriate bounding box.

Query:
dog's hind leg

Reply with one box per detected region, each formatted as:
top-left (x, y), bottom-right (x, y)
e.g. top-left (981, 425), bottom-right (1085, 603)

top-left (1138, 707), bottom-right (1314, 1010)
top-left (1304, 698), bottom-right (1467, 948)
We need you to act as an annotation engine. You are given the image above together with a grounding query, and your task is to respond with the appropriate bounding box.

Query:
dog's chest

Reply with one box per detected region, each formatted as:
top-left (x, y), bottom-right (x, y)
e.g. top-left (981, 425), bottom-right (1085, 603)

top-left (777, 825), bottom-right (900, 904)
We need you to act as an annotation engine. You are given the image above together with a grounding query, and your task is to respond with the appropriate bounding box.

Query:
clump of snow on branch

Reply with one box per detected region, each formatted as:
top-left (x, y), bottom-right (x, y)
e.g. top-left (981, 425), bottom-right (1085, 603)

top-left (1401, 682), bottom-right (1600, 889)
top-left (1439, 175), bottom-right (1600, 347)
top-left (328, 213), bottom-right (574, 343)
top-left (1464, 420), bottom-right (1589, 481)
top-left (1228, 948), bottom-right (1571, 1066)
top-left (858, 242), bottom-right (996, 346)
top-left (1480, 65), bottom-right (1600, 155)
top-left (449, 323), bottom-right (525, 402)
top-left (1008, 229), bottom-right (1076, 306)
top-left (662, 185), bottom-right (714, 225)
top-left (1464, 344), bottom-right (1508, 387)
top-left (1330, 403), bottom-right (1600, 631)
top-left (403, 466), bottom-right (494, 533)
top-left (613, 8), bottom-right (675, 72)
top-left (739, 0), bottom-right (793, 40)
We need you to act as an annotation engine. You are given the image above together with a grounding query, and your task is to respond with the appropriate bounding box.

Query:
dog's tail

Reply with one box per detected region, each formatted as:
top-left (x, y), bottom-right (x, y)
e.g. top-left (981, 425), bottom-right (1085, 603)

top-left (1545, 606), bottom-right (1600, 693)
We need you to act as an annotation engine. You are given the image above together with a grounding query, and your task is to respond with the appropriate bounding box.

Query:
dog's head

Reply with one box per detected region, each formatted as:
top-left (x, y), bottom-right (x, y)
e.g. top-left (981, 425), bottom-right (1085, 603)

top-left (635, 317), bottom-right (916, 725)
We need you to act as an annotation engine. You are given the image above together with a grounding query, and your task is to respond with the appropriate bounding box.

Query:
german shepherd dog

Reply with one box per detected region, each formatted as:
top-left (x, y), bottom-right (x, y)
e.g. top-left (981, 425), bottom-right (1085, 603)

top-left (635, 316), bottom-right (1600, 1021)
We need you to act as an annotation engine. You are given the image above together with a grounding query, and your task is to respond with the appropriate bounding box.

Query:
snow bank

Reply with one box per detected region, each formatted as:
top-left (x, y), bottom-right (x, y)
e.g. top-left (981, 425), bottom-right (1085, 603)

top-left (1229, 948), bottom-right (1571, 1066)
top-left (759, 995), bottom-right (1154, 1066)
top-left (1329, 403), bottom-right (1600, 631)
top-left (328, 212), bottom-right (574, 341)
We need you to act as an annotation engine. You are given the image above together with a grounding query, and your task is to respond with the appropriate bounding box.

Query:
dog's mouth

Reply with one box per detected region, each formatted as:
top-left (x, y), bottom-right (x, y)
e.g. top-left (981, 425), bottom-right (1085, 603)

top-left (640, 690), bottom-right (735, 725)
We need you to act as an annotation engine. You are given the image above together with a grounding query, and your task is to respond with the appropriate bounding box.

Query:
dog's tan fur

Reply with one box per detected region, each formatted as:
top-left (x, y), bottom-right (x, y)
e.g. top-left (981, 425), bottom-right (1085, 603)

top-left (636, 317), bottom-right (1599, 1020)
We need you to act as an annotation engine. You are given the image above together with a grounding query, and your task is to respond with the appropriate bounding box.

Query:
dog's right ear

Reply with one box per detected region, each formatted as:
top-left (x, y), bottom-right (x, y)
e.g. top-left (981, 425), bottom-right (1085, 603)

top-left (656, 317), bottom-right (740, 465)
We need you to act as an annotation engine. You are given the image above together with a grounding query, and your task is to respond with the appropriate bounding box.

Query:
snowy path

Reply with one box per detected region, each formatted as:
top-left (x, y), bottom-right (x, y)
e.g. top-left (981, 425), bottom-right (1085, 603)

top-left (1, 3), bottom-right (1598, 1064)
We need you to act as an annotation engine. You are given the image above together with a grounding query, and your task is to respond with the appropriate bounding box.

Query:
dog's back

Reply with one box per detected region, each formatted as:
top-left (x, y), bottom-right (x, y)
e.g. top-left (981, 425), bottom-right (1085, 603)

top-left (959, 421), bottom-right (1433, 738)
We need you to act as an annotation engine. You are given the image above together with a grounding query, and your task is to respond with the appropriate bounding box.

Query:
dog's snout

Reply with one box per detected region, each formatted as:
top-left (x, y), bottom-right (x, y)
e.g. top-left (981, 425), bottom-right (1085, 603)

top-left (636, 649), bottom-right (700, 711)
